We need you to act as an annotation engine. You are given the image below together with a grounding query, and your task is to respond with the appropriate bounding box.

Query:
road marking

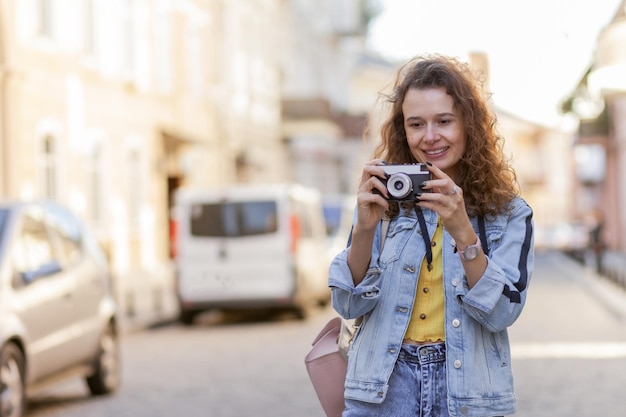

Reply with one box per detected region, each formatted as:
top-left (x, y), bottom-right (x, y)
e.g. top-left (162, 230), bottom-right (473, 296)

top-left (511, 342), bottom-right (626, 359)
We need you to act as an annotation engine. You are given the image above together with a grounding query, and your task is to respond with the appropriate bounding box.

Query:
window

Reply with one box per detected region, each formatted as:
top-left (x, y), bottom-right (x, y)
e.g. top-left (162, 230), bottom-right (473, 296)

top-left (84, 0), bottom-right (97, 55)
top-left (0, 209), bottom-right (7, 237)
top-left (45, 203), bottom-right (83, 266)
top-left (153, 1), bottom-right (173, 93)
top-left (87, 142), bottom-right (103, 224)
top-left (12, 214), bottom-right (58, 285)
top-left (120, 0), bottom-right (135, 75)
top-left (190, 201), bottom-right (278, 237)
top-left (185, 23), bottom-right (206, 97)
top-left (40, 134), bottom-right (57, 200)
top-left (37, 0), bottom-right (53, 38)
top-left (127, 147), bottom-right (141, 233)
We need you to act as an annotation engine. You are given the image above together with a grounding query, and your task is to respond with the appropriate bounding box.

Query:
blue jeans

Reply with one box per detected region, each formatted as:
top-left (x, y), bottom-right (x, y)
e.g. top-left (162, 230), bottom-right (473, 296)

top-left (343, 343), bottom-right (449, 417)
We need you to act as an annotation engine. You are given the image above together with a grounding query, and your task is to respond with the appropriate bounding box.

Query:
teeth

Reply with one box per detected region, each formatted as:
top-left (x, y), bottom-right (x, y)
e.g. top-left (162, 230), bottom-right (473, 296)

top-left (425, 147), bottom-right (448, 155)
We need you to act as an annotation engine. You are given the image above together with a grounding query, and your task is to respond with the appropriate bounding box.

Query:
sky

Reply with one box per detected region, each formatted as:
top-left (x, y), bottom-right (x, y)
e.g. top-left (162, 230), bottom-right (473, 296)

top-left (366, 0), bottom-right (623, 127)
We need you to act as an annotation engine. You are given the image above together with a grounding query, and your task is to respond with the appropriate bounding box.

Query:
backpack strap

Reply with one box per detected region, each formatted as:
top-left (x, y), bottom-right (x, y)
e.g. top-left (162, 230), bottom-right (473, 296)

top-left (477, 216), bottom-right (489, 256)
top-left (380, 219), bottom-right (390, 251)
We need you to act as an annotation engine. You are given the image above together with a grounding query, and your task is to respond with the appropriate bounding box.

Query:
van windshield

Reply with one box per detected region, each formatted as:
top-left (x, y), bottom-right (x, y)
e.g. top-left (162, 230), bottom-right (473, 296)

top-left (190, 201), bottom-right (278, 237)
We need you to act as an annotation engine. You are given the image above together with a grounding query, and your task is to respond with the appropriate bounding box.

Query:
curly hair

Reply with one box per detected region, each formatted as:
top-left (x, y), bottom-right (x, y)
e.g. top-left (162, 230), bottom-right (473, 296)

top-left (373, 54), bottom-right (519, 218)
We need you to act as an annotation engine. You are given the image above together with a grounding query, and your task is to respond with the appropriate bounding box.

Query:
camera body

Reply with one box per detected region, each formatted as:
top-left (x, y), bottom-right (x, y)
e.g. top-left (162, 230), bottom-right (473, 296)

top-left (378, 163), bottom-right (431, 201)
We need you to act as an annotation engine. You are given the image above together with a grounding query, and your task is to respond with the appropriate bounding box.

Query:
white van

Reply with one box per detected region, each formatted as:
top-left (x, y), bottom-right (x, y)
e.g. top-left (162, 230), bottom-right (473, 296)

top-left (172, 184), bottom-right (330, 324)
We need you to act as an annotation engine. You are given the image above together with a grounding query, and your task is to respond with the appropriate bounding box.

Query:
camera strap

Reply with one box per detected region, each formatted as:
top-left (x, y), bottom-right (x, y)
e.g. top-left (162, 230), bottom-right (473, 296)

top-left (415, 208), bottom-right (488, 271)
top-left (415, 208), bottom-right (433, 271)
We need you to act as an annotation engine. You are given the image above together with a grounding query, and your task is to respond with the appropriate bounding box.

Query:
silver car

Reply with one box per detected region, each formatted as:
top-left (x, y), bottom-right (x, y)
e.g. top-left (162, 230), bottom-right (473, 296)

top-left (0, 201), bottom-right (120, 417)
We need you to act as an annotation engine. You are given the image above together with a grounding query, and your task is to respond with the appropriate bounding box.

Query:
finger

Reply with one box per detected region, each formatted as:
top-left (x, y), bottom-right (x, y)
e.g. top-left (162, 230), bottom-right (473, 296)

top-left (419, 178), bottom-right (449, 194)
top-left (424, 162), bottom-right (447, 179)
top-left (447, 186), bottom-right (460, 196)
top-left (362, 175), bottom-right (388, 198)
top-left (365, 158), bottom-right (388, 167)
top-left (361, 164), bottom-right (387, 185)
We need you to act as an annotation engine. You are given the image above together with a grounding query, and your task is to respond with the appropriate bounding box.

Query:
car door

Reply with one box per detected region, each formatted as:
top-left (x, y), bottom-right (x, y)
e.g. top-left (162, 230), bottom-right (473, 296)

top-left (44, 204), bottom-right (104, 361)
top-left (9, 208), bottom-right (77, 380)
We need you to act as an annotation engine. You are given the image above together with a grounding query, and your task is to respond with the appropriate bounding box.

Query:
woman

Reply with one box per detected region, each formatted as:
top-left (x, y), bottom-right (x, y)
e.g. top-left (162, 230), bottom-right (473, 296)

top-left (328, 54), bottom-right (534, 417)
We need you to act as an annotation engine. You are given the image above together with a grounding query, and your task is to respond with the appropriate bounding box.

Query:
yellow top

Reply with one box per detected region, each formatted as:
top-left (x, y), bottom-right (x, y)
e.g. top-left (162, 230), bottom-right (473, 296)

top-left (404, 217), bottom-right (445, 343)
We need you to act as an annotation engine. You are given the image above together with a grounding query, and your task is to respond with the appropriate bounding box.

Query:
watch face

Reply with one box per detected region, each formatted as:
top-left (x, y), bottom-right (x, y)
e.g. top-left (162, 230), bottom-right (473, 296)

top-left (464, 245), bottom-right (480, 261)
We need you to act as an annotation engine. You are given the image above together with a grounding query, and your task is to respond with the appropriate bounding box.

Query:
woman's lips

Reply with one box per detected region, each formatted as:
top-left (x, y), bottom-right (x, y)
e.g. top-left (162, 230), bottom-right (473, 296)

top-left (423, 146), bottom-right (449, 156)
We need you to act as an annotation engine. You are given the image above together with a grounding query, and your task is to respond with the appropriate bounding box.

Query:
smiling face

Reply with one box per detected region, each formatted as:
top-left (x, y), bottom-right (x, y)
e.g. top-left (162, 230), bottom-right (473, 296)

top-left (402, 87), bottom-right (466, 180)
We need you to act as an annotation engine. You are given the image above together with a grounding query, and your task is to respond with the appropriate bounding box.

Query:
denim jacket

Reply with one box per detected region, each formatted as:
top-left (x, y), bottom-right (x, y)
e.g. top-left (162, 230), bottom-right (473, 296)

top-left (329, 197), bottom-right (534, 417)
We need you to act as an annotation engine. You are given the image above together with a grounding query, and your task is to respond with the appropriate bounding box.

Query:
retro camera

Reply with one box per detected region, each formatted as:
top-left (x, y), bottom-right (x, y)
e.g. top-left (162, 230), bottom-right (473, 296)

top-left (377, 163), bottom-right (431, 201)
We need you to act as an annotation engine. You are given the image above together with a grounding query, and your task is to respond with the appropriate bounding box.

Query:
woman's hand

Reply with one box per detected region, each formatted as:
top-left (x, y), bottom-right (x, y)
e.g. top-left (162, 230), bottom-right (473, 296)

top-left (347, 159), bottom-right (390, 285)
top-left (416, 163), bottom-right (472, 240)
top-left (355, 159), bottom-right (390, 231)
top-left (417, 163), bottom-right (487, 288)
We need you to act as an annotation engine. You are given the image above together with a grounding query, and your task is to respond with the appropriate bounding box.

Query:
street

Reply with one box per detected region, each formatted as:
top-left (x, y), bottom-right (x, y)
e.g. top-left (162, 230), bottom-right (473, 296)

top-left (24, 250), bottom-right (626, 417)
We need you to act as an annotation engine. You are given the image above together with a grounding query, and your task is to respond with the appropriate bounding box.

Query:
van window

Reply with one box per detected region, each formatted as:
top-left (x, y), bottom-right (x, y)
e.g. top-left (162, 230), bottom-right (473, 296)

top-left (190, 201), bottom-right (278, 237)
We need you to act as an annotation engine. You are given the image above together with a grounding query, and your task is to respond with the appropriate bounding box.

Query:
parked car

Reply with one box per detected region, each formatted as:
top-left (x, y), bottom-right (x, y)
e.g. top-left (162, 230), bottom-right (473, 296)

top-left (0, 200), bottom-right (120, 417)
top-left (172, 183), bottom-right (330, 324)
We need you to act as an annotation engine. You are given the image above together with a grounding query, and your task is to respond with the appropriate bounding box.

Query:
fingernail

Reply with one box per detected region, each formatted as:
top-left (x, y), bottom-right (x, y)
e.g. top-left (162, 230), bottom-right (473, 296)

top-left (426, 161), bottom-right (433, 166)
top-left (419, 181), bottom-right (427, 188)
top-left (384, 173), bottom-right (391, 178)
top-left (381, 160), bottom-right (388, 165)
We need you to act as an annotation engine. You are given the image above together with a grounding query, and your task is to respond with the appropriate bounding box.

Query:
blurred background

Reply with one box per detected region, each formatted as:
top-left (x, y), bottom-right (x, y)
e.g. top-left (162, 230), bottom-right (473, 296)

top-left (1, 0), bottom-right (626, 325)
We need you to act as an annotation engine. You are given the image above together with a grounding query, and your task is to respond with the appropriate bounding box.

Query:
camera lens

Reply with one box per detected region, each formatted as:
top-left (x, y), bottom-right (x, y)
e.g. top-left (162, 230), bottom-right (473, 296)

top-left (387, 173), bottom-right (412, 199)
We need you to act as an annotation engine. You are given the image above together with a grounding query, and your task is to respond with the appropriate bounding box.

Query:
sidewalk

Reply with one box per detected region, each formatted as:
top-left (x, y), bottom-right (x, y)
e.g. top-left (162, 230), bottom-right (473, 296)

top-left (509, 250), bottom-right (626, 417)
top-left (599, 249), bottom-right (626, 290)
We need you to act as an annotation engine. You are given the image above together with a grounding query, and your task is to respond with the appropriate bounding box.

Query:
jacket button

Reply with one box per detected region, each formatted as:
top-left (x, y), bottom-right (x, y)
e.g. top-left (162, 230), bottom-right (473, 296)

top-left (453, 360), bottom-right (462, 368)
top-left (377, 391), bottom-right (384, 397)
top-left (460, 405), bottom-right (469, 414)
top-left (451, 279), bottom-right (459, 287)
top-left (452, 319), bottom-right (460, 327)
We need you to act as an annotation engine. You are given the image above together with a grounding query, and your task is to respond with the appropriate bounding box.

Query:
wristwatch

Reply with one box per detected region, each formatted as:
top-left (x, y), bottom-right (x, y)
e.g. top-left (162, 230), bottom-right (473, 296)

top-left (457, 236), bottom-right (481, 261)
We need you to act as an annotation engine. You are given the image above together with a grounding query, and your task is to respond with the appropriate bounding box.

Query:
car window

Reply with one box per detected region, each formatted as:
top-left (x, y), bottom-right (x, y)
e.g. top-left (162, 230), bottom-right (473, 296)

top-left (12, 214), bottom-right (59, 285)
top-left (0, 209), bottom-right (7, 238)
top-left (190, 201), bottom-right (278, 237)
top-left (44, 203), bottom-right (83, 265)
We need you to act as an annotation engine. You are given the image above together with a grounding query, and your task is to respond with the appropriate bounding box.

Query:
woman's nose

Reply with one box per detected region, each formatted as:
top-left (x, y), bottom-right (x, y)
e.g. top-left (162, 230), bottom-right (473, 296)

top-left (423, 125), bottom-right (438, 142)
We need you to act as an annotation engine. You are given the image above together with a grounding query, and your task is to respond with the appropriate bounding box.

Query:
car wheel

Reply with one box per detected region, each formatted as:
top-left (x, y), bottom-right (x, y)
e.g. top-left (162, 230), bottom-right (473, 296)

top-left (0, 343), bottom-right (26, 417)
top-left (86, 324), bottom-right (120, 396)
top-left (179, 309), bottom-right (197, 325)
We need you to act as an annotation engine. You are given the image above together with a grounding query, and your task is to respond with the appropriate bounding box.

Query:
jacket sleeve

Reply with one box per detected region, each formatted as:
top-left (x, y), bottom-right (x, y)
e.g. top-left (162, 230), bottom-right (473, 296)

top-left (328, 222), bottom-right (385, 320)
top-left (455, 199), bottom-right (534, 332)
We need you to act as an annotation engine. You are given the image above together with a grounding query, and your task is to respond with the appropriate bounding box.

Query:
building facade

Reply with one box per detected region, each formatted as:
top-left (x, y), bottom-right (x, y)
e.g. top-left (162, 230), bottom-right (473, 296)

top-left (567, 0), bottom-right (626, 253)
top-left (0, 0), bottom-right (287, 323)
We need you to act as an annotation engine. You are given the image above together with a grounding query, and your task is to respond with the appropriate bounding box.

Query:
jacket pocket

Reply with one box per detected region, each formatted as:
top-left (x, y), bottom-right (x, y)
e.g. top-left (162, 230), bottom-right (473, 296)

top-left (379, 218), bottom-right (417, 265)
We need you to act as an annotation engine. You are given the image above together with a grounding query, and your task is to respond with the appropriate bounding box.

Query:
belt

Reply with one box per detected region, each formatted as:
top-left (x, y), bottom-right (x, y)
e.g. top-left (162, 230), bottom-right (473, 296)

top-left (398, 342), bottom-right (446, 365)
